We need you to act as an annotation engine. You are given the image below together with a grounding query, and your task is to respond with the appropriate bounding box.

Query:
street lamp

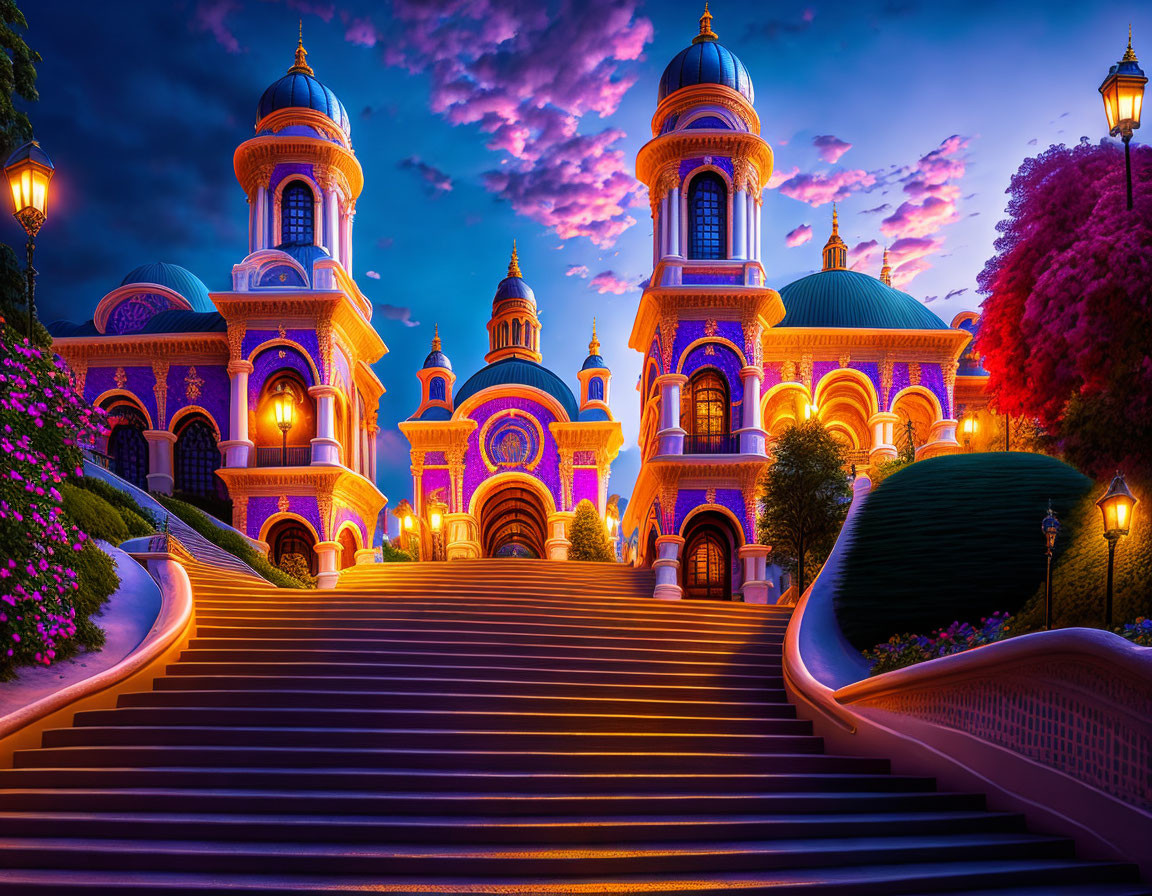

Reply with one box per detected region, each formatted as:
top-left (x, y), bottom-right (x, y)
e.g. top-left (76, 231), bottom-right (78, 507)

top-left (962, 414), bottom-right (978, 451)
top-left (1041, 502), bottom-right (1060, 631)
top-left (428, 497), bottom-right (448, 561)
top-left (1100, 27), bottom-right (1146, 210)
top-left (273, 387), bottom-right (296, 466)
top-left (3, 140), bottom-right (54, 341)
top-left (1096, 471), bottom-right (1138, 627)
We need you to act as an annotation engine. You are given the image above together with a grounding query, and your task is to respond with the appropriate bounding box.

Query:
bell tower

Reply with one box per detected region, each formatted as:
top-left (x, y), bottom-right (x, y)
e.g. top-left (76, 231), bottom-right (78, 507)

top-left (485, 242), bottom-right (543, 364)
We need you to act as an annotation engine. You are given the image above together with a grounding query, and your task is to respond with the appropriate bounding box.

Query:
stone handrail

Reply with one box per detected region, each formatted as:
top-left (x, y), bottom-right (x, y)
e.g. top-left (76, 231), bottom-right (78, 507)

top-left (0, 551), bottom-right (195, 768)
top-left (784, 475), bottom-right (1152, 879)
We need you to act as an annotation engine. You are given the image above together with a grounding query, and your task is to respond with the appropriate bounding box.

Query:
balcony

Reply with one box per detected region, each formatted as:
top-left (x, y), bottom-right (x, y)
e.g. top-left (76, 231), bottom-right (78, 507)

top-left (255, 446), bottom-right (312, 467)
top-left (683, 433), bottom-right (741, 455)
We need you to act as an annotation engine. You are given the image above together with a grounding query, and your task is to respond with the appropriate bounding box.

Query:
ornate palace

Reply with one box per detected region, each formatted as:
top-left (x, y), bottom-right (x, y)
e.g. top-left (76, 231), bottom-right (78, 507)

top-left (49, 34), bottom-right (386, 588)
top-left (399, 246), bottom-right (623, 560)
top-left (620, 8), bottom-right (977, 601)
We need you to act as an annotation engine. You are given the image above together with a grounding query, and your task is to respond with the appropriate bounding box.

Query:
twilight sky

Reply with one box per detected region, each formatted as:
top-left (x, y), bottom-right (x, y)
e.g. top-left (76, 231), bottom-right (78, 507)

top-left (19, 0), bottom-right (1148, 518)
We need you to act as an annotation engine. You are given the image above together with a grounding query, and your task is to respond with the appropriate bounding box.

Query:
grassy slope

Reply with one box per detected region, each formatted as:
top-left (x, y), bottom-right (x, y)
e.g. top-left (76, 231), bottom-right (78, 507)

top-left (835, 453), bottom-right (1093, 650)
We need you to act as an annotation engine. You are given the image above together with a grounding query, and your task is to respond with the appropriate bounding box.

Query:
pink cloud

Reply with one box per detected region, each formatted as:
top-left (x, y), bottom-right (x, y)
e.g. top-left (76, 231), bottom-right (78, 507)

top-left (193, 0), bottom-right (242, 53)
top-left (881, 195), bottom-right (958, 239)
top-left (365, 270), bottom-right (381, 280)
top-left (589, 270), bottom-right (636, 294)
top-left (767, 165), bottom-right (800, 189)
top-left (774, 169), bottom-right (877, 206)
top-left (785, 224), bottom-right (812, 247)
top-left (813, 135), bottom-right (852, 164)
top-left (344, 17), bottom-right (381, 47)
top-left (566, 264), bottom-right (590, 278)
top-left (849, 239), bottom-right (881, 271)
top-left (380, 0), bottom-right (653, 248)
top-left (891, 258), bottom-right (933, 288)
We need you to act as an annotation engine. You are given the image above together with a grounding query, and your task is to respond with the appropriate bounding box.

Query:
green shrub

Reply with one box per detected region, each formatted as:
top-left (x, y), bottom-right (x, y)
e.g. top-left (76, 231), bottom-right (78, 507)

top-left (67, 541), bottom-right (117, 656)
top-left (568, 499), bottom-right (614, 562)
top-left (277, 553), bottom-right (317, 587)
top-left (379, 541), bottom-right (415, 563)
top-left (153, 493), bottom-right (303, 589)
top-left (73, 476), bottom-right (155, 527)
top-left (836, 453), bottom-right (1093, 650)
top-left (61, 485), bottom-right (130, 546)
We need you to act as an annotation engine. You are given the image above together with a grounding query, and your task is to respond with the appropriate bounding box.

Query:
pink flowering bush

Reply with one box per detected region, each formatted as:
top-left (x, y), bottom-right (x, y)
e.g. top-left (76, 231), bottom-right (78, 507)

top-left (863, 613), bottom-right (1016, 676)
top-left (0, 320), bottom-right (112, 679)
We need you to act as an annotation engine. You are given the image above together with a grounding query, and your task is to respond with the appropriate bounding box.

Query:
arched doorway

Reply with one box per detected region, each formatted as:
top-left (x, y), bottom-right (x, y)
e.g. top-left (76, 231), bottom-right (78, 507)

top-left (267, 518), bottom-right (317, 575)
top-left (681, 512), bottom-right (738, 600)
top-left (338, 526), bottom-right (359, 569)
top-left (104, 401), bottom-right (149, 489)
top-left (478, 484), bottom-right (549, 559)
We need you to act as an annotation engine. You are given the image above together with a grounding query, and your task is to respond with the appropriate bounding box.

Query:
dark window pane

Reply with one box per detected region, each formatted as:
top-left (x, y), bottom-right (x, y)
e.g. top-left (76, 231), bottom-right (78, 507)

top-left (688, 173), bottom-right (727, 260)
top-left (282, 182), bottom-right (315, 245)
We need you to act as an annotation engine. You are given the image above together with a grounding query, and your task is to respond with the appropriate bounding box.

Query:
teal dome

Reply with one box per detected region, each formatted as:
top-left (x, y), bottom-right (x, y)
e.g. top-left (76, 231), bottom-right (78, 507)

top-left (777, 270), bottom-right (950, 331)
top-left (454, 357), bottom-right (579, 420)
top-left (120, 263), bottom-right (212, 313)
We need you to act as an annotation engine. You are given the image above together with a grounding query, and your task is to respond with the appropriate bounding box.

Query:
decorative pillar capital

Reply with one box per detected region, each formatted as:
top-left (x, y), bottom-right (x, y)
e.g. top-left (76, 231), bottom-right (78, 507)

top-left (151, 361), bottom-right (170, 429)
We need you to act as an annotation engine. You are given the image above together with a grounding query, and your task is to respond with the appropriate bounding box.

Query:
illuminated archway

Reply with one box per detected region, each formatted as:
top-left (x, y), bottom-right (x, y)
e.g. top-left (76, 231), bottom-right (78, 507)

top-left (892, 386), bottom-right (942, 457)
top-left (477, 483), bottom-right (550, 559)
top-left (680, 510), bottom-right (739, 601)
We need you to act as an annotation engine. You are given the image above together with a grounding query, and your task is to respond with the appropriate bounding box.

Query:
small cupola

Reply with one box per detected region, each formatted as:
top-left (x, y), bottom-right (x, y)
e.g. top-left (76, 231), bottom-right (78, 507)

top-left (577, 319), bottom-right (612, 418)
top-left (879, 246), bottom-right (892, 286)
top-left (415, 324), bottom-right (456, 417)
top-left (486, 241), bottom-right (543, 364)
top-left (821, 205), bottom-right (848, 271)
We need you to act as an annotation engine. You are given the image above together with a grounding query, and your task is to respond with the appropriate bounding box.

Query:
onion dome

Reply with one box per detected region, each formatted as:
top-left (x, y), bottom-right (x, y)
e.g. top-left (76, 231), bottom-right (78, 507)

top-left (120, 262), bottom-right (213, 313)
top-left (257, 26), bottom-right (351, 137)
top-left (492, 241), bottom-right (536, 306)
top-left (455, 357), bottom-right (579, 420)
top-left (659, 5), bottom-right (754, 104)
top-left (581, 319), bottom-right (607, 370)
top-left (778, 270), bottom-right (951, 331)
top-left (423, 324), bottom-right (453, 371)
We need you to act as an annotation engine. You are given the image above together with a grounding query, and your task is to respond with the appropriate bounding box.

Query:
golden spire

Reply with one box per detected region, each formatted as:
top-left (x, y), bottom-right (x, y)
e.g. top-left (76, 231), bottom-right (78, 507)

top-left (588, 318), bottom-right (601, 356)
top-left (822, 204), bottom-right (848, 271)
top-left (1123, 24), bottom-right (1138, 63)
top-left (507, 240), bottom-right (522, 278)
top-left (431, 323), bottom-right (441, 353)
top-left (289, 19), bottom-right (314, 75)
top-left (831, 202), bottom-right (839, 235)
top-left (692, 2), bottom-right (718, 44)
top-left (880, 247), bottom-right (892, 287)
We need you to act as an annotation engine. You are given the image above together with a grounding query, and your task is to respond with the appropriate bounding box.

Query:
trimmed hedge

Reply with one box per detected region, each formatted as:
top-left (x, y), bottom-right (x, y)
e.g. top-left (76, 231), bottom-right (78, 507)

top-left (836, 453), bottom-right (1093, 649)
top-left (152, 494), bottom-right (303, 589)
top-left (62, 483), bottom-right (154, 545)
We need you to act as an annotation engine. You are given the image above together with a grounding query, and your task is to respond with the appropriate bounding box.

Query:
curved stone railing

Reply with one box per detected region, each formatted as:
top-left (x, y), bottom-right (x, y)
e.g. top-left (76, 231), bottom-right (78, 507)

top-left (0, 549), bottom-right (195, 768)
top-left (784, 475), bottom-right (1152, 879)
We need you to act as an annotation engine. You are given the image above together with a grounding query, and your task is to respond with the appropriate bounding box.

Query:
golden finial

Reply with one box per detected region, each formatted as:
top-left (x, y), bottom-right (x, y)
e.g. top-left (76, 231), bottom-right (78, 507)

top-left (880, 247), bottom-right (892, 287)
top-left (1123, 24), bottom-right (1138, 63)
top-left (507, 240), bottom-right (522, 278)
top-left (692, 2), bottom-right (718, 44)
top-left (289, 19), bottom-right (314, 75)
top-left (589, 318), bottom-right (601, 356)
top-left (822, 204), bottom-right (848, 271)
top-left (831, 202), bottom-right (839, 235)
top-left (431, 323), bottom-right (441, 353)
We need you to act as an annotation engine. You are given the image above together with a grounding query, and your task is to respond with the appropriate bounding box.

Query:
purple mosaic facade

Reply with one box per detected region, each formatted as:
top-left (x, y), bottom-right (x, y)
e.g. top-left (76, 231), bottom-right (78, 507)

top-left (168, 364), bottom-right (230, 439)
top-left (679, 156), bottom-right (734, 180)
top-left (246, 494), bottom-right (321, 542)
top-left (334, 506), bottom-right (368, 545)
top-left (682, 271), bottom-right (742, 285)
top-left (424, 451), bottom-right (446, 465)
top-left (462, 396), bottom-right (563, 513)
top-left (86, 365), bottom-right (159, 426)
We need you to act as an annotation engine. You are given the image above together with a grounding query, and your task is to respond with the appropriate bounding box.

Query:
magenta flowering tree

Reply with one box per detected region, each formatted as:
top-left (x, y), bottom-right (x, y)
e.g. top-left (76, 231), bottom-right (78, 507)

top-left (977, 140), bottom-right (1152, 479)
top-left (0, 320), bottom-right (109, 677)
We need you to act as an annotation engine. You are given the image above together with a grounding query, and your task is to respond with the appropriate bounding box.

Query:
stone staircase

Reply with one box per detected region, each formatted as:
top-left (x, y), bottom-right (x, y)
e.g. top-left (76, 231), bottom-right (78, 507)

top-left (0, 559), bottom-right (1145, 893)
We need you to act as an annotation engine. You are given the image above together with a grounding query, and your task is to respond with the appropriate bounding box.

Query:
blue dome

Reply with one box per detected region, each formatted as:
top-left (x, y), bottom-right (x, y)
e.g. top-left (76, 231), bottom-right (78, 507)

top-left (659, 40), bottom-right (754, 104)
top-left (493, 275), bottom-right (536, 305)
top-left (258, 71), bottom-right (350, 137)
top-left (423, 350), bottom-right (452, 371)
top-left (276, 241), bottom-right (330, 272)
top-left (581, 354), bottom-right (607, 371)
top-left (120, 263), bottom-right (213, 313)
top-left (778, 270), bottom-right (950, 331)
top-left (454, 357), bottom-right (579, 420)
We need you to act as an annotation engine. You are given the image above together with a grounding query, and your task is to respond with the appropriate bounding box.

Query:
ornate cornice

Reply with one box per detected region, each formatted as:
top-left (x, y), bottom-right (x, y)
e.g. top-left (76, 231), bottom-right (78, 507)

top-left (53, 334), bottom-right (228, 366)
top-left (637, 129), bottom-right (773, 191)
top-left (628, 285), bottom-right (785, 357)
top-left (650, 83), bottom-right (761, 136)
top-left (234, 134), bottom-right (362, 199)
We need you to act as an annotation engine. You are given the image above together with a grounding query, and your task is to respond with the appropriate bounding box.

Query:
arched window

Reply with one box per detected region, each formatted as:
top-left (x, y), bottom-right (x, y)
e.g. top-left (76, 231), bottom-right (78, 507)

top-left (682, 369), bottom-right (729, 452)
top-left (512, 319), bottom-right (522, 346)
top-left (173, 416), bottom-right (220, 500)
top-left (525, 321), bottom-right (534, 350)
top-left (105, 404), bottom-right (149, 489)
top-left (501, 321), bottom-right (510, 347)
top-left (281, 181), bottom-right (315, 245)
top-left (429, 376), bottom-right (446, 401)
top-left (588, 377), bottom-right (604, 402)
top-left (688, 172), bottom-right (727, 260)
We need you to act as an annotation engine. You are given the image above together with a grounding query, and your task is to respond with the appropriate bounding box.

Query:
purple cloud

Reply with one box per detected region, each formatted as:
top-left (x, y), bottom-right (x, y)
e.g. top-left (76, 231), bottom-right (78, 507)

top-left (378, 0), bottom-right (653, 248)
top-left (813, 135), bottom-right (852, 164)
top-left (193, 0), bottom-right (242, 53)
top-left (861, 203), bottom-right (891, 215)
top-left (397, 157), bottom-right (453, 195)
top-left (849, 239), bottom-right (881, 271)
top-left (375, 303), bottom-right (420, 327)
top-left (589, 270), bottom-right (637, 294)
top-left (785, 224), bottom-right (812, 247)
top-left (944, 287), bottom-right (968, 300)
top-left (365, 270), bottom-right (381, 280)
top-left (345, 17), bottom-right (381, 47)
top-left (566, 264), bottom-right (590, 278)
top-left (774, 168), bottom-right (877, 206)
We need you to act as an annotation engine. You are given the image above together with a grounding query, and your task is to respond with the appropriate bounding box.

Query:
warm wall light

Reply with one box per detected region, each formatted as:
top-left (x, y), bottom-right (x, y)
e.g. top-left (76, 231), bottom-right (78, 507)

top-left (4, 140), bottom-right (53, 236)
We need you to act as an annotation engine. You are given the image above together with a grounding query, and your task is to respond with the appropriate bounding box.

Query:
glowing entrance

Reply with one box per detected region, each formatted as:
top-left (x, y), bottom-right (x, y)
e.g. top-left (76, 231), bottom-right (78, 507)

top-left (478, 485), bottom-right (549, 559)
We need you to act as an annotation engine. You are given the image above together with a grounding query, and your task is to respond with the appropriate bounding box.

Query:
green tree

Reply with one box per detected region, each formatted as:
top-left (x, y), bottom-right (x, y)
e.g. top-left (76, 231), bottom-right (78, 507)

top-left (757, 420), bottom-right (851, 599)
top-left (567, 499), bottom-right (614, 562)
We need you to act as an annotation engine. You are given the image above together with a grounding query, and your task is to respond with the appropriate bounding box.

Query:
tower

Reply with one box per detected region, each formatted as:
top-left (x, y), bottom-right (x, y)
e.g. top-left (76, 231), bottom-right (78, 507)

top-left (822, 205), bottom-right (848, 271)
top-left (879, 246), bottom-right (892, 287)
top-left (416, 325), bottom-right (455, 419)
top-left (485, 242), bottom-right (543, 364)
top-left (577, 320), bottom-right (612, 418)
top-left (624, 6), bottom-right (783, 602)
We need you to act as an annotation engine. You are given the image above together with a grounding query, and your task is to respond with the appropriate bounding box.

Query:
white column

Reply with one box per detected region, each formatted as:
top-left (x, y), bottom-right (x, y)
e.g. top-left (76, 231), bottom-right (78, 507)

top-left (659, 194), bottom-right (670, 259)
top-left (221, 360), bottom-right (253, 468)
top-left (733, 188), bottom-right (748, 260)
top-left (350, 392), bottom-right (361, 473)
top-left (655, 373), bottom-right (687, 456)
top-left (309, 385), bottom-right (341, 466)
top-left (341, 210), bottom-right (353, 272)
top-left (254, 186), bottom-right (267, 250)
top-left (315, 540), bottom-right (340, 590)
top-left (751, 195), bottom-right (760, 261)
top-left (653, 535), bottom-right (685, 600)
top-left (143, 431), bottom-right (177, 495)
top-left (868, 412), bottom-right (899, 465)
top-left (739, 544), bottom-right (772, 604)
top-left (324, 189), bottom-right (340, 257)
top-left (668, 187), bottom-right (681, 257)
top-left (738, 366), bottom-right (766, 455)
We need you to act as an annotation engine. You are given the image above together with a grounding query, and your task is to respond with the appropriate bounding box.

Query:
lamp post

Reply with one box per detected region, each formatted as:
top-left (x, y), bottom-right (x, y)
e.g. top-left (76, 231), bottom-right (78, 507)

top-left (1100, 27), bottom-right (1146, 210)
top-left (1041, 502), bottom-right (1060, 631)
top-left (3, 140), bottom-right (54, 341)
top-left (427, 497), bottom-right (448, 561)
top-left (392, 499), bottom-right (418, 556)
top-left (962, 414), bottom-right (978, 451)
top-left (1096, 471), bottom-right (1138, 628)
top-left (273, 387), bottom-right (296, 466)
